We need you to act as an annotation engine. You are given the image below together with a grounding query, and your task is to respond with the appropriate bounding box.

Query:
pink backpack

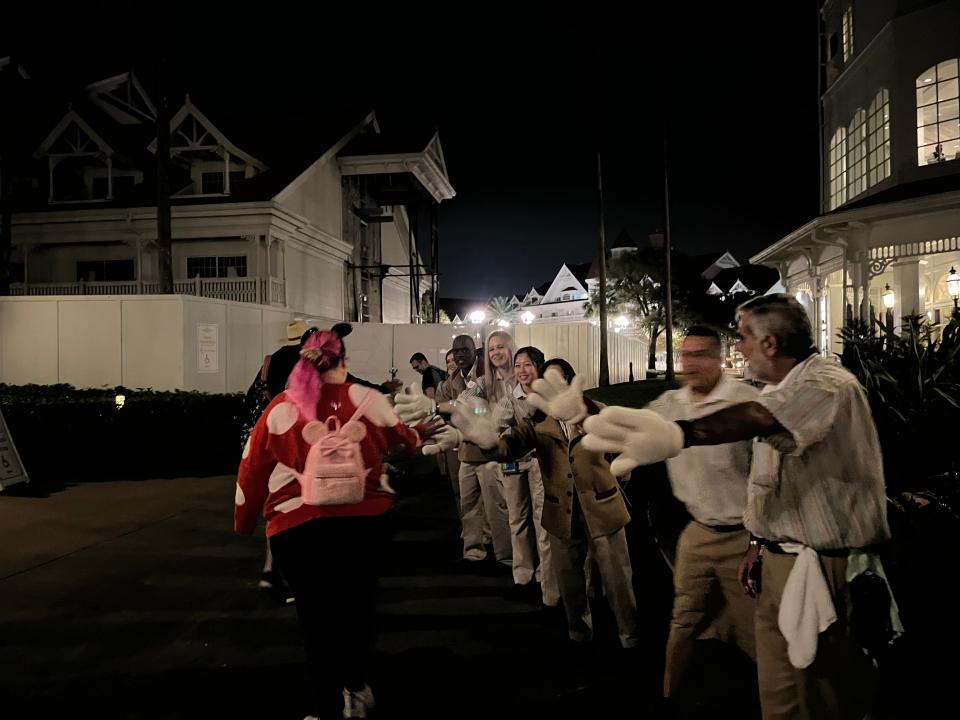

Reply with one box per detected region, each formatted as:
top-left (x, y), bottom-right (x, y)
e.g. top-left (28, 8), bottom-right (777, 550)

top-left (297, 391), bottom-right (376, 506)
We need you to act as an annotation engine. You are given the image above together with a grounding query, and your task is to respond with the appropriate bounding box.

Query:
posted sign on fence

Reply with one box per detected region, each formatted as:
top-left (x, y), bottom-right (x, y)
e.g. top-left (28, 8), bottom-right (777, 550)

top-left (0, 408), bottom-right (29, 491)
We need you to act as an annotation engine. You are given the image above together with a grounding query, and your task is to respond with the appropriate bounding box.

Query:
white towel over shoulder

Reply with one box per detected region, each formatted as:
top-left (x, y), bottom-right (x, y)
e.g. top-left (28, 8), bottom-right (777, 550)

top-left (777, 544), bottom-right (837, 669)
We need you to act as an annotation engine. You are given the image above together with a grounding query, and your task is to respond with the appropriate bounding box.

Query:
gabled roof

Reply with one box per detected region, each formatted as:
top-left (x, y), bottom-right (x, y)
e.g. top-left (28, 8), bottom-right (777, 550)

top-left (85, 71), bottom-right (156, 125)
top-left (701, 251), bottom-right (741, 279)
top-left (338, 129), bottom-right (455, 202)
top-left (707, 265), bottom-right (780, 296)
top-left (34, 108), bottom-right (115, 158)
top-left (148, 96), bottom-right (267, 170)
top-left (611, 227), bottom-right (637, 250)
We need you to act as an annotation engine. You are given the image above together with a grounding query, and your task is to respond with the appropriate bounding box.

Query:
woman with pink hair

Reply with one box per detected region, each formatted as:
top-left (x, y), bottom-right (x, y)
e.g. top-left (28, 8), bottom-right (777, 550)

top-left (235, 328), bottom-right (445, 720)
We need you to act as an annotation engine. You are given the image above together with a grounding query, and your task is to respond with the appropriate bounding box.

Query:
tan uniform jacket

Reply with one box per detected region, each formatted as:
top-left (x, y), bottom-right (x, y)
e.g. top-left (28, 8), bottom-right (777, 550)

top-left (437, 366), bottom-right (488, 464)
top-left (490, 411), bottom-right (631, 540)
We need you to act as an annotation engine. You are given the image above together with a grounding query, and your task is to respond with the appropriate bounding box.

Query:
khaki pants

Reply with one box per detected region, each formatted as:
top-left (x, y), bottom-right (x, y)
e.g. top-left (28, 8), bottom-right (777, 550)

top-left (458, 461), bottom-right (491, 561)
top-left (756, 551), bottom-right (876, 720)
top-left (670, 522), bottom-right (756, 656)
top-left (477, 461), bottom-right (512, 567)
top-left (550, 510), bottom-right (638, 648)
top-left (501, 458), bottom-right (559, 604)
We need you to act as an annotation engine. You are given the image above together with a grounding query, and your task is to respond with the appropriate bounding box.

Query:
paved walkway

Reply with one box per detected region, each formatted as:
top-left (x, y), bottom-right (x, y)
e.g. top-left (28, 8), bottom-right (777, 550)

top-left (0, 475), bottom-right (757, 719)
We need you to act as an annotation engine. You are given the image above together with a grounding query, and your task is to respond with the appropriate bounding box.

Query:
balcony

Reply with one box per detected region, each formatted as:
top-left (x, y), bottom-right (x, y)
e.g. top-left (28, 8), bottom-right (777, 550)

top-left (8, 276), bottom-right (286, 306)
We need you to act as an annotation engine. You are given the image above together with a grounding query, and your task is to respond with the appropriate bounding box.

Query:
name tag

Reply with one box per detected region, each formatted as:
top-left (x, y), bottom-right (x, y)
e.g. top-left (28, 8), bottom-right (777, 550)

top-left (501, 461), bottom-right (519, 474)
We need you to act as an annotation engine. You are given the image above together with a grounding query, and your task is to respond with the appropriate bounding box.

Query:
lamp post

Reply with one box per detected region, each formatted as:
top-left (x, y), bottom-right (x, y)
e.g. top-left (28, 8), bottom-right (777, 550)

top-left (882, 283), bottom-right (895, 345)
top-left (469, 309), bottom-right (486, 345)
top-left (948, 267), bottom-right (960, 318)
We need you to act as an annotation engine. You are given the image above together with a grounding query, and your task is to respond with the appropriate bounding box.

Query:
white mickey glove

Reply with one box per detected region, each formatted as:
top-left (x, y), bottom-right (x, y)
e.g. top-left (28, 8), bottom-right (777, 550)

top-left (394, 383), bottom-right (436, 424)
top-left (528, 373), bottom-right (587, 424)
top-left (450, 397), bottom-right (501, 450)
top-left (422, 424), bottom-right (462, 456)
top-left (581, 407), bottom-right (684, 476)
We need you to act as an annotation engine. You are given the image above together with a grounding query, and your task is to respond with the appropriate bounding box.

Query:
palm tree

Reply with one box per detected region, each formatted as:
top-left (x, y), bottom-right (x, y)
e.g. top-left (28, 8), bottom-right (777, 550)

top-left (487, 296), bottom-right (519, 325)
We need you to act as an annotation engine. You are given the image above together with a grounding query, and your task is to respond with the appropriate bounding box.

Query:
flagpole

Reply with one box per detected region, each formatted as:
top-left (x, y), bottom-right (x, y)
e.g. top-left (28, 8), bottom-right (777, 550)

top-left (597, 151), bottom-right (610, 387)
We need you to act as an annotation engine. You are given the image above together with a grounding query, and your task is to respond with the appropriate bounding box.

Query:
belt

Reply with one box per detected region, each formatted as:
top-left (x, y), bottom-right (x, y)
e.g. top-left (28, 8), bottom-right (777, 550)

top-left (699, 522), bottom-right (745, 533)
top-left (762, 541), bottom-right (849, 558)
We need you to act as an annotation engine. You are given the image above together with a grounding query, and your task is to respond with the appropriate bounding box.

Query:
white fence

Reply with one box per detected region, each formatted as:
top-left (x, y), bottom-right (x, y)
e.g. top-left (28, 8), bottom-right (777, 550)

top-left (9, 277), bottom-right (285, 307)
top-left (0, 294), bottom-right (646, 393)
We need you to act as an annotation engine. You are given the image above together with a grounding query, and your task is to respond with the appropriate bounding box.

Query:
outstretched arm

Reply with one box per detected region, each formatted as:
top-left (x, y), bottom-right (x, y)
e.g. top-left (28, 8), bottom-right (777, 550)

top-left (680, 401), bottom-right (783, 446)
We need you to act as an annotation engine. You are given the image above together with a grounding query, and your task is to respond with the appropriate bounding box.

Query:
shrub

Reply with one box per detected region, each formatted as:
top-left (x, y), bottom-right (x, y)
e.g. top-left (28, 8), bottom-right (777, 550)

top-left (0, 384), bottom-right (244, 484)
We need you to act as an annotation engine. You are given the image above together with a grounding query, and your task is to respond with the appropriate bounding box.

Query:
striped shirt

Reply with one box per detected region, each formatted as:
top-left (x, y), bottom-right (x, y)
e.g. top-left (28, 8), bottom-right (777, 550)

top-left (648, 375), bottom-right (758, 526)
top-left (746, 354), bottom-right (890, 550)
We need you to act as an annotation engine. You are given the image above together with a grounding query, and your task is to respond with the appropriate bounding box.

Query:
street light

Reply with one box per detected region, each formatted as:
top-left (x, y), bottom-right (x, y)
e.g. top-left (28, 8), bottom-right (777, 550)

top-left (468, 309), bottom-right (486, 325)
top-left (520, 310), bottom-right (535, 325)
top-left (948, 267), bottom-right (960, 311)
top-left (882, 284), bottom-right (895, 310)
top-left (882, 284), bottom-right (895, 346)
top-left (614, 315), bottom-right (629, 331)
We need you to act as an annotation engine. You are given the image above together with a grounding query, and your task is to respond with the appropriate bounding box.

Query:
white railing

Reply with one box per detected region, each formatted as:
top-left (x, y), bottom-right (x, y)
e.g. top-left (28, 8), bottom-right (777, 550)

top-left (9, 277), bottom-right (285, 306)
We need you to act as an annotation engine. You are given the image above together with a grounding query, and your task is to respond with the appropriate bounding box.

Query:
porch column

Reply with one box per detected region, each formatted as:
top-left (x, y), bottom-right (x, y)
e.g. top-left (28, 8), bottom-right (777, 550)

top-left (893, 259), bottom-right (923, 330)
top-left (859, 254), bottom-right (871, 323)
top-left (809, 274), bottom-right (822, 351)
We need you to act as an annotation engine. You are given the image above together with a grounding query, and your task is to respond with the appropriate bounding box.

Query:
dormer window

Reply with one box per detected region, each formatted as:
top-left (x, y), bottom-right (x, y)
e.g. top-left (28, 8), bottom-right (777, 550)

top-left (34, 110), bottom-right (143, 203)
top-left (151, 97), bottom-right (266, 197)
top-left (841, 6), bottom-right (853, 62)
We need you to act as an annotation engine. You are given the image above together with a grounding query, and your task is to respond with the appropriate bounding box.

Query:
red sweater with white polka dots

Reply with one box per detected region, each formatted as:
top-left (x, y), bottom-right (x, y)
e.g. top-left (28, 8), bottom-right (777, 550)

top-left (234, 383), bottom-right (421, 537)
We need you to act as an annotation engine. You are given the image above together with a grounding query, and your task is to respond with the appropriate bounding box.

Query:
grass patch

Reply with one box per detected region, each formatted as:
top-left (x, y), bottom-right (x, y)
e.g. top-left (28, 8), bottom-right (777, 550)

top-left (585, 379), bottom-right (679, 408)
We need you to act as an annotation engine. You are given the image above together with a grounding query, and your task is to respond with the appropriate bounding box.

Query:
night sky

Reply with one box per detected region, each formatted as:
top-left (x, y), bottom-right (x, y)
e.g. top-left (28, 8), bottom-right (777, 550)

top-left (5, 1), bottom-right (820, 300)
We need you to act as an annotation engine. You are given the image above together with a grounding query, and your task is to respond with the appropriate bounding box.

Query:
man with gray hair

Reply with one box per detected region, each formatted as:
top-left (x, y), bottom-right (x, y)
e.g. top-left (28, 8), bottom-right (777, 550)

top-left (582, 294), bottom-right (890, 720)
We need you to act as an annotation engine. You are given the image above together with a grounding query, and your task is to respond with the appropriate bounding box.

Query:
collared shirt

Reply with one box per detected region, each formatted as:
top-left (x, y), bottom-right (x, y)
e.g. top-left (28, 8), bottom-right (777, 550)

top-left (746, 354), bottom-right (890, 551)
top-left (436, 364), bottom-right (476, 405)
top-left (648, 374), bottom-right (759, 526)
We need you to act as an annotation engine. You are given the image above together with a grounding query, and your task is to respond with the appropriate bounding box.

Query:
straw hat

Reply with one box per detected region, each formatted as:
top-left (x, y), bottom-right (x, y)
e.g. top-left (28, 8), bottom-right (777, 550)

top-left (282, 320), bottom-right (309, 346)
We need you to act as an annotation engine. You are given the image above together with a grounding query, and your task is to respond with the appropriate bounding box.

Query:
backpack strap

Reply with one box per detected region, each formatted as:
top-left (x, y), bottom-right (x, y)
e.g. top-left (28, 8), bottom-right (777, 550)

top-left (347, 387), bottom-right (379, 423)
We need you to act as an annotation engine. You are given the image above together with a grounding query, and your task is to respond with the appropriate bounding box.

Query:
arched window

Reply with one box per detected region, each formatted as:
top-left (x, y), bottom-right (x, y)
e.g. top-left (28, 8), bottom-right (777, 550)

top-left (867, 89), bottom-right (890, 186)
top-left (828, 127), bottom-right (847, 210)
top-left (847, 109), bottom-right (867, 199)
top-left (916, 59), bottom-right (959, 166)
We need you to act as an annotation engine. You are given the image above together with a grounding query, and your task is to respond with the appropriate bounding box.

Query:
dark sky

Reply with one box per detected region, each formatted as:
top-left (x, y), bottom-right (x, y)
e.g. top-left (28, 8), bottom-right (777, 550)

top-left (5, 1), bottom-right (820, 300)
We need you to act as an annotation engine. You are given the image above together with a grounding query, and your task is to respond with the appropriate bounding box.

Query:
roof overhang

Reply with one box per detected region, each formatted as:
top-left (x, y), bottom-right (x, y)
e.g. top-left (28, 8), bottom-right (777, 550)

top-left (750, 189), bottom-right (960, 266)
top-left (338, 138), bottom-right (455, 203)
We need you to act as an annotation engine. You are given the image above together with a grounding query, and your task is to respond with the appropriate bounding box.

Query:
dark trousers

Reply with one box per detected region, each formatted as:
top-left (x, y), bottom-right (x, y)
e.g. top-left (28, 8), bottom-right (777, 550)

top-left (270, 513), bottom-right (392, 720)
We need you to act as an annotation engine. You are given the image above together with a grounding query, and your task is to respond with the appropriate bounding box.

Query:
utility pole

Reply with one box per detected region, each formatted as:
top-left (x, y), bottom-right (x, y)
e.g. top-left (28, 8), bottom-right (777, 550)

top-left (597, 152), bottom-right (610, 387)
top-left (155, 34), bottom-right (173, 293)
top-left (663, 124), bottom-right (675, 381)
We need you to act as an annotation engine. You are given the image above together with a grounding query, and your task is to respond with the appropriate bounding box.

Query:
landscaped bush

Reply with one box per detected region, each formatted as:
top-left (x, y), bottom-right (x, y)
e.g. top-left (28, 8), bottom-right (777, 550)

top-left (0, 384), bottom-right (244, 484)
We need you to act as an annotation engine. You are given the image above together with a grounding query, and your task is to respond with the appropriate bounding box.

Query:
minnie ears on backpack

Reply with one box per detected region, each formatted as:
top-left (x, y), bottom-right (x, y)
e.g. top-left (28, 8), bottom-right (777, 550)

top-left (331, 323), bottom-right (353, 339)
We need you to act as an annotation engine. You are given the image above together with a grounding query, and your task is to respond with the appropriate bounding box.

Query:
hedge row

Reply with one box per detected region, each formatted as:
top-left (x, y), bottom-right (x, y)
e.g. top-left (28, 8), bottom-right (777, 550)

top-left (0, 384), bottom-right (245, 483)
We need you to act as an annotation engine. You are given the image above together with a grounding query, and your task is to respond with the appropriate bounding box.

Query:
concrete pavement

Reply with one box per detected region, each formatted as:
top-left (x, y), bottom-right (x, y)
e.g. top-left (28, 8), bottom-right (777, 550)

top-left (0, 475), bottom-right (755, 719)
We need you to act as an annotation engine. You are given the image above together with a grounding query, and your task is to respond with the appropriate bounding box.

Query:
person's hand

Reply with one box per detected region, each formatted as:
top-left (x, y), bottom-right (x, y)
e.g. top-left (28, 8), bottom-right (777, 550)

top-left (422, 423), bottom-right (462, 456)
top-left (738, 543), bottom-right (762, 598)
top-left (527, 373), bottom-right (587, 423)
top-left (581, 407), bottom-right (683, 475)
top-left (394, 383), bottom-right (436, 424)
top-left (450, 398), bottom-right (500, 449)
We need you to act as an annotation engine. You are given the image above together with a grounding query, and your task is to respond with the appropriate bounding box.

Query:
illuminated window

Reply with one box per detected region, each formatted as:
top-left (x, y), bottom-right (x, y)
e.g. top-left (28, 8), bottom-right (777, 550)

top-left (828, 127), bottom-right (847, 210)
top-left (842, 6), bottom-right (854, 62)
top-left (847, 109), bottom-right (867, 199)
top-left (867, 89), bottom-right (891, 186)
top-left (916, 59), bottom-right (960, 166)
